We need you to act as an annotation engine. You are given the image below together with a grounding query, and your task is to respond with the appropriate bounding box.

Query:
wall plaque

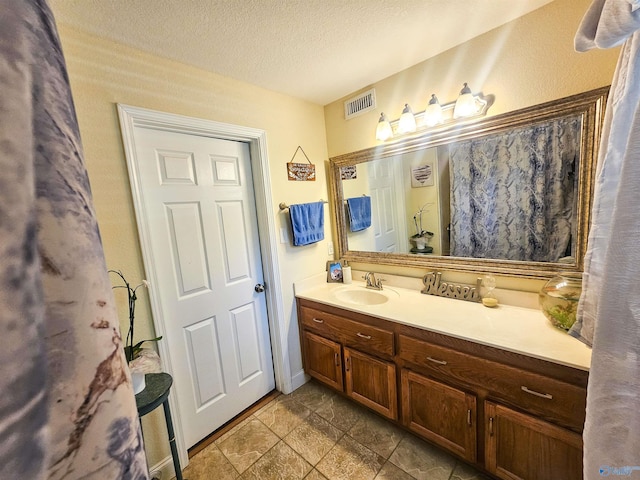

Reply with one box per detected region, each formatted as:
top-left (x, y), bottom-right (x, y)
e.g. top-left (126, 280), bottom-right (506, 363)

top-left (287, 146), bottom-right (316, 181)
top-left (340, 165), bottom-right (357, 180)
top-left (411, 162), bottom-right (434, 187)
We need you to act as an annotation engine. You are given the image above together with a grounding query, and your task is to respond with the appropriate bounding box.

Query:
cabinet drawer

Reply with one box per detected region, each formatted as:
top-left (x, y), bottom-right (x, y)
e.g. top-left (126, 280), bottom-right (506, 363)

top-left (300, 306), bottom-right (394, 357)
top-left (398, 334), bottom-right (586, 431)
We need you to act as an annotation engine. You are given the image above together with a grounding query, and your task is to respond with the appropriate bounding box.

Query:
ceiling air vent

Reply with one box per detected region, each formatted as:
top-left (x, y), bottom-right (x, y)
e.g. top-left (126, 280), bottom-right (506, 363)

top-left (344, 88), bottom-right (376, 120)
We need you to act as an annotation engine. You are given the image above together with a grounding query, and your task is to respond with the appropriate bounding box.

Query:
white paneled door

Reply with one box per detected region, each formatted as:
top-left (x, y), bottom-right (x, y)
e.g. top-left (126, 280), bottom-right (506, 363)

top-left (132, 127), bottom-right (275, 448)
top-left (369, 158), bottom-right (404, 253)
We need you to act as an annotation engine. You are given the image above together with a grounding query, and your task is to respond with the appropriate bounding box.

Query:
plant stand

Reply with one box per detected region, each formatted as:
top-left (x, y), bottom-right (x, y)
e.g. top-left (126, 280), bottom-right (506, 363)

top-left (135, 373), bottom-right (184, 480)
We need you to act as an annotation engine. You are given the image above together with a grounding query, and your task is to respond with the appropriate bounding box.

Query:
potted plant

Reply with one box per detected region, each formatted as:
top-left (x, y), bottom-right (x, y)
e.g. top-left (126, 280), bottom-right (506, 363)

top-left (109, 270), bottom-right (162, 393)
top-left (410, 204), bottom-right (434, 252)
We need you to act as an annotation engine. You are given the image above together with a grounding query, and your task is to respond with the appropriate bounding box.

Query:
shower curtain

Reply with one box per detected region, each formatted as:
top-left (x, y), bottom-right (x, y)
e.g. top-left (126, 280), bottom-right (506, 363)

top-left (0, 1), bottom-right (148, 479)
top-left (448, 116), bottom-right (580, 261)
top-left (569, 0), bottom-right (640, 478)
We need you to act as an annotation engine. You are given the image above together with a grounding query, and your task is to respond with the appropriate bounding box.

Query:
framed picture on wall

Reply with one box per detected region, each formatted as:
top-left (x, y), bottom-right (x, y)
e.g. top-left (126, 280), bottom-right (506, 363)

top-left (411, 162), bottom-right (434, 187)
top-left (326, 261), bottom-right (343, 283)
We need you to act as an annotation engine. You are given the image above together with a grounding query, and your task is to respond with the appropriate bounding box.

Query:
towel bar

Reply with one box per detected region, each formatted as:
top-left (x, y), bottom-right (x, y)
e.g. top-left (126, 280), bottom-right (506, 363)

top-left (344, 194), bottom-right (368, 204)
top-left (279, 199), bottom-right (328, 211)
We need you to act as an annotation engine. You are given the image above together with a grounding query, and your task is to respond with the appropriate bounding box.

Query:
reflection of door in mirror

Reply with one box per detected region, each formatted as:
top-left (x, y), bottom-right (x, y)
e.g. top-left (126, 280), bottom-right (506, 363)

top-left (342, 160), bottom-right (406, 253)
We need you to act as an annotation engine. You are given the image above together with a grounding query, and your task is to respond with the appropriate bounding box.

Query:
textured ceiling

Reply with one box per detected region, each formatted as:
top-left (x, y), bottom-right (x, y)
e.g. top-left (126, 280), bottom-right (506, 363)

top-left (49, 0), bottom-right (553, 105)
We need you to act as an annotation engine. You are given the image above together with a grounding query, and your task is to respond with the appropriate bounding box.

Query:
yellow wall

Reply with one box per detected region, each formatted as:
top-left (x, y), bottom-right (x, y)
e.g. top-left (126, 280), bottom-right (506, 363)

top-left (323, 0), bottom-right (620, 292)
top-left (56, 24), bottom-right (331, 470)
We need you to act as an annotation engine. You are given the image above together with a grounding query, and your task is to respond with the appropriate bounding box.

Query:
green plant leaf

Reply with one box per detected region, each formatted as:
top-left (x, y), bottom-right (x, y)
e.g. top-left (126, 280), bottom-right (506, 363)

top-left (125, 336), bottom-right (163, 361)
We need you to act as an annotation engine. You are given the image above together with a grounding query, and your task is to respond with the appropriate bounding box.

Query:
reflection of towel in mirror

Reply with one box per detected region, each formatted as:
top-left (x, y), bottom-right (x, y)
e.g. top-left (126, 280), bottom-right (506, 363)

top-left (289, 202), bottom-right (325, 246)
top-left (347, 196), bottom-right (372, 232)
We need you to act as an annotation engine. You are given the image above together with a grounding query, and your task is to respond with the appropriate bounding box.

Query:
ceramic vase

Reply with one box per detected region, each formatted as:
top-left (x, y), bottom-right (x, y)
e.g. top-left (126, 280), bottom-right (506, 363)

top-left (131, 370), bottom-right (146, 394)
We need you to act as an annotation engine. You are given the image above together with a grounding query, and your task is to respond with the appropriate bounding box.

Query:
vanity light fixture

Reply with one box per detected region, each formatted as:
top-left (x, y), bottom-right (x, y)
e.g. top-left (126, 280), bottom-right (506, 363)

top-left (397, 104), bottom-right (417, 134)
top-left (423, 94), bottom-right (443, 127)
top-left (375, 82), bottom-right (491, 142)
top-left (375, 112), bottom-right (393, 141)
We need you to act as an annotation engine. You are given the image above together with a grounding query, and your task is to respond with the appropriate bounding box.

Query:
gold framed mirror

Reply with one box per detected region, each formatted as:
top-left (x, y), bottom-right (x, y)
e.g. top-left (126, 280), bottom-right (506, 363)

top-left (329, 87), bottom-right (608, 278)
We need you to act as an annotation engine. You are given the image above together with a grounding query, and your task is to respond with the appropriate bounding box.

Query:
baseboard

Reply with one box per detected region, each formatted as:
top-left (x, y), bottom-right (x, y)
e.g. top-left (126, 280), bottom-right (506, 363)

top-left (289, 369), bottom-right (309, 393)
top-left (148, 455), bottom-right (174, 480)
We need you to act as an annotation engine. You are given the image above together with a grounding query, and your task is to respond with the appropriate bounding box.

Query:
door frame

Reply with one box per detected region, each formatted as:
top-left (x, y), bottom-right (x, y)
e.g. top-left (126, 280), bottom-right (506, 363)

top-left (117, 104), bottom-right (290, 467)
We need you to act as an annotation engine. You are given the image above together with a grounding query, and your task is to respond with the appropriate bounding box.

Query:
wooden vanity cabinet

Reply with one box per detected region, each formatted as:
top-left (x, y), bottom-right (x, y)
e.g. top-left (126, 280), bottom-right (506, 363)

top-left (297, 298), bottom-right (588, 480)
top-left (344, 347), bottom-right (397, 419)
top-left (485, 401), bottom-right (583, 480)
top-left (401, 368), bottom-right (477, 463)
top-left (302, 331), bottom-right (343, 392)
top-left (298, 300), bottom-right (397, 420)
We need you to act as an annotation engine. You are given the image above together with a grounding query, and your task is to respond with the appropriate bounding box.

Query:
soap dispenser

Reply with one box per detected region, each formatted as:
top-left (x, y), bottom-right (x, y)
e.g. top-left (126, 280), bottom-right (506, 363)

top-left (342, 261), bottom-right (352, 284)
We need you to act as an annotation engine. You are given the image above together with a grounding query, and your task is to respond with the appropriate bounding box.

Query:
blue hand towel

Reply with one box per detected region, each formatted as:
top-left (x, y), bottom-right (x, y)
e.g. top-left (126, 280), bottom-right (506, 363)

top-left (289, 202), bottom-right (325, 246)
top-left (347, 196), bottom-right (371, 232)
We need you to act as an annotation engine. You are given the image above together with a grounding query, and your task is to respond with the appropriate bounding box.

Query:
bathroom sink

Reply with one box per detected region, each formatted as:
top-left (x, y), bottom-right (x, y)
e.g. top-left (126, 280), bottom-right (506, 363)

top-left (332, 286), bottom-right (399, 306)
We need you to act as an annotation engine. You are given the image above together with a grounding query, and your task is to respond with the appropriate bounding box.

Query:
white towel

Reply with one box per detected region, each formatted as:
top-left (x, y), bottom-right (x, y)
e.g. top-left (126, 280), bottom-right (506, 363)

top-left (571, 1), bottom-right (640, 478)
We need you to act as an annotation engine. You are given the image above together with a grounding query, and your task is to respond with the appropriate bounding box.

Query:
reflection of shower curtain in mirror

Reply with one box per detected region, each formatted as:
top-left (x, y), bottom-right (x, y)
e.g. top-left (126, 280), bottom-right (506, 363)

top-left (448, 116), bottom-right (581, 261)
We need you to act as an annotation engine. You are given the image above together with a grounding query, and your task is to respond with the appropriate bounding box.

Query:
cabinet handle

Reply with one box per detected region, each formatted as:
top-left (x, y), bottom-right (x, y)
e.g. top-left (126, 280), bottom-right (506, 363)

top-left (356, 332), bottom-right (372, 340)
top-left (312, 318), bottom-right (324, 323)
top-left (521, 386), bottom-right (553, 400)
top-left (427, 356), bottom-right (447, 366)
top-left (345, 357), bottom-right (350, 371)
top-left (488, 417), bottom-right (494, 436)
top-left (334, 352), bottom-right (340, 367)
top-left (467, 409), bottom-right (472, 426)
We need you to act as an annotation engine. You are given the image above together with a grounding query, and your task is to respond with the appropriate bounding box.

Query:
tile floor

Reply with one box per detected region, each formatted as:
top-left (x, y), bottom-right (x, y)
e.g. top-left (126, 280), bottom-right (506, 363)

top-left (181, 381), bottom-right (490, 480)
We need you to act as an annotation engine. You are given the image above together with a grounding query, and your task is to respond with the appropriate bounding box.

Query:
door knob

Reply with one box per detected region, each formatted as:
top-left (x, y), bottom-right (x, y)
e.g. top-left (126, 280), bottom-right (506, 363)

top-left (254, 284), bottom-right (266, 293)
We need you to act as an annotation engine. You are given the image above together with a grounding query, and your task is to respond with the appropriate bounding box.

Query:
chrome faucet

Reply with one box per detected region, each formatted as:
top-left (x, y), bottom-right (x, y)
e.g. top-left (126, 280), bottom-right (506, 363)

top-left (363, 272), bottom-right (383, 290)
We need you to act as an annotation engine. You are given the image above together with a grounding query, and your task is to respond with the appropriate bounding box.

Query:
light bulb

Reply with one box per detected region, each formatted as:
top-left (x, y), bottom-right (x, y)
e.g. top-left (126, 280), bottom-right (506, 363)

top-left (375, 113), bottom-right (393, 141)
top-left (424, 94), bottom-right (443, 127)
top-left (453, 83), bottom-right (477, 118)
top-left (398, 104), bottom-right (417, 134)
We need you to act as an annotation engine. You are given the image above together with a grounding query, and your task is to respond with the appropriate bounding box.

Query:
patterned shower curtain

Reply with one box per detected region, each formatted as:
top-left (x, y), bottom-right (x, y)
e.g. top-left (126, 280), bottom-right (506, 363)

top-left (448, 116), bottom-right (581, 262)
top-left (0, 1), bottom-right (148, 479)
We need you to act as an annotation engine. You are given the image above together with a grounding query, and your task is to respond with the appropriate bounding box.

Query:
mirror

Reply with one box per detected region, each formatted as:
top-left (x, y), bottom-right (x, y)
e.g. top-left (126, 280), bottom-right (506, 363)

top-left (329, 87), bottom-right (608, 278)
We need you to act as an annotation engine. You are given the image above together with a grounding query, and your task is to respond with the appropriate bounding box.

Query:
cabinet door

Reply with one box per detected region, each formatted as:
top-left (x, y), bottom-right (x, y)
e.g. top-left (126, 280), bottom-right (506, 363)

top-left (344, 347), bottom-right (397, 420)
top-left (485, 401), bottom-right (583, 480)
top-left (303, 331), bottom-right (343, 392)
top-left (401, 369), bottom-right (477, 462)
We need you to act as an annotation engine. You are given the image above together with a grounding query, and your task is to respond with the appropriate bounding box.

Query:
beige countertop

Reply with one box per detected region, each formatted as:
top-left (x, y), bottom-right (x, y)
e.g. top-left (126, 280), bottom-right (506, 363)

top-left (294, 274), bottom-right (592, 371)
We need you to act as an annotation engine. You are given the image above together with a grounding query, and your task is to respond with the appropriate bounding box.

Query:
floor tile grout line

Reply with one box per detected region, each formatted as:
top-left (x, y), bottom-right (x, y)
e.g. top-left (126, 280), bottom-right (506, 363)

top-left (342, 431), bottom-right (389, 479)
top-left (216, 404), bottom-right (282, 477)
top-left (214, 413), bottom-right (257, 448)
top-left (378, 435), bottom-right (412, 478)
top-left (245, 438), bottom-right (311, 477)
top-left (231, 414), bottom-right (286, 475)
top-left (248, 395), bottom-right (338, 475)
top-left (283, 403), bottom-right (349, 472)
